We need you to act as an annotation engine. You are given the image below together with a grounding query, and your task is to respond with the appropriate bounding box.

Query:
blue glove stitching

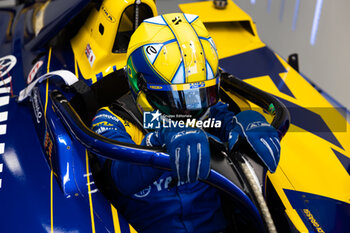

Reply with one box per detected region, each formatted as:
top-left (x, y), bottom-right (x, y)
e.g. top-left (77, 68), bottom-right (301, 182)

top-left (196, 142), bottom-right (201, 180)
top-left (260, 138), bottom-right (277, 168)
top-left (270, 137), bottom-right (279, 153)
top-left (162, 128), bottom-right (211, 182)
top-left (203, 134), bottom-right (211, 179)
top-left (274, 137), bottom-right (280, 150)
top-left (187, 145), bottom-right (191, 183)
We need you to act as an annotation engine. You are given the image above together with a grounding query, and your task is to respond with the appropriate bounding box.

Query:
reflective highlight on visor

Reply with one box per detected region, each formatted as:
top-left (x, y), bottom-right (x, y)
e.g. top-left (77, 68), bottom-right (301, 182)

top-left (146, 83), bottom-right (219, 118)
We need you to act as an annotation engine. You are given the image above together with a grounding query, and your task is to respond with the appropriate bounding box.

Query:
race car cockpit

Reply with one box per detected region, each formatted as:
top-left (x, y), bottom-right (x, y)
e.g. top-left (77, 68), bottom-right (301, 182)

top-left (50, 65), bottom-right (290, 232)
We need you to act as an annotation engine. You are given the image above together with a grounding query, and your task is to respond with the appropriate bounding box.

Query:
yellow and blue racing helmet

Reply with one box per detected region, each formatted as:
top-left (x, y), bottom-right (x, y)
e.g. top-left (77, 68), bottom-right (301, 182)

top-left (126, 13), bottom-right (219, 118)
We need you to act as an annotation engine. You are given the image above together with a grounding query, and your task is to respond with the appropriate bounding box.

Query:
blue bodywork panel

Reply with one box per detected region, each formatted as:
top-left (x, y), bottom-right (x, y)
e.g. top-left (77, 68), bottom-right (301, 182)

top-left (284, 189), bottom-right (350, 233)
top-left (0, 1), bottom-right (120, 232)
top-left (0, 52), bottom-right (110, 233)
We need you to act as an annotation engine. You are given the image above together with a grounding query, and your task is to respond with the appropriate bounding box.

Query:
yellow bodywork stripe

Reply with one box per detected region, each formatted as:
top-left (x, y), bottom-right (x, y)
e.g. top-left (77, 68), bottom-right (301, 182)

top-left (45, 47), bottom-right (51, 120)
top-left (46, 47), bottom-right (54, 233)
top-left (74, 57), bottom-right (79, 78)
top-left (111, 205), bottom-right (121, 233)
top-left (85, 150), bottom-right (96, 233)
top-left (129, 225), bottom-right (137, 233)
top-left (111, 204), bottom-right (138, 233)
top-left (91, 74), bottom-right (97, 84)
top-left (47, 46), bottom-right (52, 72)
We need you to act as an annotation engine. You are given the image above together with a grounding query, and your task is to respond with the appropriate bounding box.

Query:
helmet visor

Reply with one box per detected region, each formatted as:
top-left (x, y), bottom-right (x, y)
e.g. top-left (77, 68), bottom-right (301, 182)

top-left (145, 77), bottom-right (219, 118)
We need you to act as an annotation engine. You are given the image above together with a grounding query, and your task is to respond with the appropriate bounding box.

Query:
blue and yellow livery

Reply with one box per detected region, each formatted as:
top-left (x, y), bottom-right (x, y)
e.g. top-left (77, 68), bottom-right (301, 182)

top-left (179, 1), bottom-right (350, 232)
top-left (0, 0), bottom-right (348, 232)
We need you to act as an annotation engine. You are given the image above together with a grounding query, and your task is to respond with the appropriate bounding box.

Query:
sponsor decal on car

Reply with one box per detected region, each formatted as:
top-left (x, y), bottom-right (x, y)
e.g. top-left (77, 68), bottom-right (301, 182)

top-left (0, 55), bottom-right (16, 189)
top-left (31, 88), bottom-right (43, 124)
top-left (0, 55), bottom-right (16, 78)
top-left (85, 44), bottom-right (96, 67)
top-left (302, 209), bottom-right (325, 233)
top-left (44, 130), bottom-right (54, 158)
top-left (101, 6), bottom-right (115, 23)
top-left (27, 60), bottom-right (43, 84)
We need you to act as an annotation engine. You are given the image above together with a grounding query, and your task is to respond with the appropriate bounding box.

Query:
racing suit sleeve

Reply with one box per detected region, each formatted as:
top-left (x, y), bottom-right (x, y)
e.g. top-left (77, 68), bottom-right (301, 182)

top-left (92, 109), bottom-right (163, 196)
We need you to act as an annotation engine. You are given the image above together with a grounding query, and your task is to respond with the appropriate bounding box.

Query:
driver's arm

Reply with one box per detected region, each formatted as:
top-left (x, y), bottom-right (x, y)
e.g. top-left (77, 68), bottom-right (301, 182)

top-left (92, 108), bottom-right (163, 195)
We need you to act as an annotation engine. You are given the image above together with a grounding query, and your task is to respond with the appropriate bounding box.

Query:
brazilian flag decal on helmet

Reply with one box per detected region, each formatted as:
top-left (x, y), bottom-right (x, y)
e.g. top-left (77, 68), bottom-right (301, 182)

top-left (127, 56), bottom-right (139, 93)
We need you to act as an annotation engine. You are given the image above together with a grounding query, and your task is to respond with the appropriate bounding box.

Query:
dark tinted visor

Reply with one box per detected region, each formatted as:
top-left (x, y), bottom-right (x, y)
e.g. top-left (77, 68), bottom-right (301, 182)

top-left (146, 77), bottom-right (220, 118)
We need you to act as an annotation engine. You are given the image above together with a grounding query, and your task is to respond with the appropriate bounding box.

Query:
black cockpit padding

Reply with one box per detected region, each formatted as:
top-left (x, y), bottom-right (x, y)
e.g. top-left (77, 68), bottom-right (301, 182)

top-left (70, 79), bottom-right (99, 124)
top-left (69, 68), bottom-right (130, 124)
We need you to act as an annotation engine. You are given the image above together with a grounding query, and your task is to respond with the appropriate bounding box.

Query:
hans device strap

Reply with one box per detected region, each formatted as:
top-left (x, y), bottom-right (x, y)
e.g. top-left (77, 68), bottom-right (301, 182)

top-left (109, 93), bottom-right (149, 135)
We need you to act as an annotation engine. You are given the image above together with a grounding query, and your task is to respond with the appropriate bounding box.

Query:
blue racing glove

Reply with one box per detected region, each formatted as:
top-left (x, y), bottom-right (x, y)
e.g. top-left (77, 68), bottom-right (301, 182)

top-left (144, 128), bottom-right (211, 183)
top-left (229, 110), bottom-right (281, 173)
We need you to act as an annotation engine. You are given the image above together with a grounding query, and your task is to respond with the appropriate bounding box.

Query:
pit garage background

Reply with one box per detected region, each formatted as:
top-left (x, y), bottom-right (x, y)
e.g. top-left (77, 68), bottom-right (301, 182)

top-left (1, 0), bottom-right (349, 113)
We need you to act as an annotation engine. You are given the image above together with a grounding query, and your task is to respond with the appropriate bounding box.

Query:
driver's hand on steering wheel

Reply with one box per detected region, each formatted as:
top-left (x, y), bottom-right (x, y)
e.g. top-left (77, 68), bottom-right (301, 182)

top-left (143, 128), bottom-right (211, 183)
top-left (229, 110), bottom-right (281, 173)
